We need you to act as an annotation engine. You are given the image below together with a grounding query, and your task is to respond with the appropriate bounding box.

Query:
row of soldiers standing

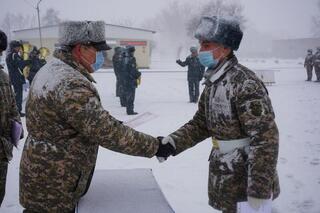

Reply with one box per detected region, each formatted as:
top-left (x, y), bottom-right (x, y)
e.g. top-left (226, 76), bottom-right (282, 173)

top-left (304, 47), bottom-right (320, 82)
top-left (112, 45), bottom-right (141, 115)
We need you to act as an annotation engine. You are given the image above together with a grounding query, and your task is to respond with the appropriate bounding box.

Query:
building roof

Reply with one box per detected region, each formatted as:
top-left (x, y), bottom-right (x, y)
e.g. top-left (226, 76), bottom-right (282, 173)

top-left (12, 23), bottom-right (156, 34)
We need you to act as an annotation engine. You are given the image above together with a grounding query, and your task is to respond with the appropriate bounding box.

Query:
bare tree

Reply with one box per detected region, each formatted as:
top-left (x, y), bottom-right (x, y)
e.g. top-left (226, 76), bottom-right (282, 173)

top-left (1, 12), bottom-right (37, 41)
top-left (141, 0), bottom-right (245, 57)
top-left (141, 1), bottom-right (195, 57)
top-left (41, 8), bottom-right (61, 26)
top-left (311, 0), bottom-right (320, 36)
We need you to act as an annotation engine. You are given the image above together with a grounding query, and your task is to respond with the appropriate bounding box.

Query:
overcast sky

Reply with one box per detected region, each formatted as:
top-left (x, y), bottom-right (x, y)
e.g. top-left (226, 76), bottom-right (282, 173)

top-left (1, 0), bottom-right (319, 39)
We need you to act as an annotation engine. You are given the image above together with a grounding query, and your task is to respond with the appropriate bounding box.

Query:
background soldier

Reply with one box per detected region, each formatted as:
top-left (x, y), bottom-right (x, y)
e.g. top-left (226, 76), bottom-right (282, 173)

top-left (5, 40), bottom-right (31, 117)
top-left (157, 16), bottom-right (280, 213)
top-left (118, 48), bottom-right (128, 107)
top-left (176, 46), bottom-right (205, 103)
top-left (19, 21), bottom-right (168, 212)
top-left (123, 45), bottom-right (141, 115)
top-left (27, 46), bottom-right (46, 84)
top-left (0, 30), bottom-right (21, 206)
top-left (304, 49), bottom-right (314, 81)
top-left (112, 46), bottom-right (122, 97)
top-left (314, 47), bottom-right (320, 82)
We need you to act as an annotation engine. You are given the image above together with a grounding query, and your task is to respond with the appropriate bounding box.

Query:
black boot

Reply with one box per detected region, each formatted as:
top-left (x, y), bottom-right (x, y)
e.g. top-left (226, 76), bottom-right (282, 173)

top-left (127, 111), bottom-right (138, 115)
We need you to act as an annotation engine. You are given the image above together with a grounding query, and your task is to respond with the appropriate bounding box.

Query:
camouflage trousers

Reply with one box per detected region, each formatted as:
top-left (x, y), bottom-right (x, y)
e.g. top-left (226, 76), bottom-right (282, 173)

top-left (0, 161), bottom-right (8, 206)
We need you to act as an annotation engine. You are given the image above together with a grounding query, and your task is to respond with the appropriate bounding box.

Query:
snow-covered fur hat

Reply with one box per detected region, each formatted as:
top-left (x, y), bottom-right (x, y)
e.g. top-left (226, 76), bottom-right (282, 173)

top-left (58, 21), bottom-right (111, 50)
top-left (195, 16), bottom-right (243, 51)
top-left (190, 46), bottom-right (197, 52)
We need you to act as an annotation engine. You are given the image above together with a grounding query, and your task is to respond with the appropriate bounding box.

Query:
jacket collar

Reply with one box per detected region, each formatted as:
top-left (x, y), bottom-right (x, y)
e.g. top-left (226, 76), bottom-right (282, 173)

top-left (53, 49), bottom-right (96, 83)
top-left (203, 54), bottom-right (238, 86)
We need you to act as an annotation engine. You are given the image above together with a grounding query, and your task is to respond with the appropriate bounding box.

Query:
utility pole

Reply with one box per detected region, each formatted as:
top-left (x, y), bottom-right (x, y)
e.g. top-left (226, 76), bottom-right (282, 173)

top-left (36, 0), bottom-right (43, 47)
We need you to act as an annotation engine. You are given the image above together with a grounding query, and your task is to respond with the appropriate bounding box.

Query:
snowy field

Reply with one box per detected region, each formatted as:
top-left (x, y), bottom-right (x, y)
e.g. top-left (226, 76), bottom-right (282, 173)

top-left (1, 58), bottom-right (320, 213)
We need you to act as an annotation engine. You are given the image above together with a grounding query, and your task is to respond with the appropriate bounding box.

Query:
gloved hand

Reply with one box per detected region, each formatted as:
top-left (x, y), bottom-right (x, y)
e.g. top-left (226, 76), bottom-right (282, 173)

top-left (176, 59), bottom-right (181, 64)
top-left (247, 196), bottom-right (269, 210)
top-left (156, 136), bottom-right (176, 162)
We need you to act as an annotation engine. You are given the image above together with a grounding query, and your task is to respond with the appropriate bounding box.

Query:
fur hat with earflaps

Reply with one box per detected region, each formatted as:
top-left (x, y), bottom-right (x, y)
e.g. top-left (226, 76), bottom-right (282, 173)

top-left (58, 21), bottom-right (111, 51)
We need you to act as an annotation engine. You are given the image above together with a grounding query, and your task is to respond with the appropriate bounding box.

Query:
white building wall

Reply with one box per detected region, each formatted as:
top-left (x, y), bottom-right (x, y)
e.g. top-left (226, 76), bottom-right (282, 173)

top-left (12, 24), bottom-right (155, 68)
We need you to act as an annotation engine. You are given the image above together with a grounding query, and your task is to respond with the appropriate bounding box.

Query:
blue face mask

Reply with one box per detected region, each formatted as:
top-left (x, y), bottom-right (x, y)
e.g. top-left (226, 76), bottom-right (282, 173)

top-left (198, 51), bottom-right (218, 68)
top-left (91, 51), bottom-right (105, 71)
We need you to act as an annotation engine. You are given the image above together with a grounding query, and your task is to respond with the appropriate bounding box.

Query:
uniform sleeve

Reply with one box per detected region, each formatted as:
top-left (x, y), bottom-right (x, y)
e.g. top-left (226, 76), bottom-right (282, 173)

top-left (177, 57), bottom-right (190, 67)
top-left (60, 81), bottom-right (159, 158)
top-left (169, 89), bottom-right (211, 155)
top-left (235, 79), bottom-right (279, 199)
top-left (13, 53), bottom-right (30, 70)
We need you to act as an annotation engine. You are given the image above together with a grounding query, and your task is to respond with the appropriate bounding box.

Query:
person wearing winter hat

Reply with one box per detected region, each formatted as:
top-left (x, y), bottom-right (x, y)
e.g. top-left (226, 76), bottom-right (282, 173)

top-left (314, 46), bottom-right (320, 82)
top-left (176, 46), bottom-right (205, 103)
top-left (304, 49), bottom-right (314, 81)
top-left (19, 21), bottom-right (168, 212)
top-left (0, 30), bottom-right (22, 206)
top-left (5, 40), bottom-right (31, 117)
top-left (156, 16), bottom-right (280, 213)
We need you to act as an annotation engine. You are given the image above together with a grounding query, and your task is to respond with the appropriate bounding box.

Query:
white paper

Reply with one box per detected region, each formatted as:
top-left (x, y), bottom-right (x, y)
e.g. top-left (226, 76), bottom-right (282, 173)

top-left (237, 200), bottom-right (272, 213)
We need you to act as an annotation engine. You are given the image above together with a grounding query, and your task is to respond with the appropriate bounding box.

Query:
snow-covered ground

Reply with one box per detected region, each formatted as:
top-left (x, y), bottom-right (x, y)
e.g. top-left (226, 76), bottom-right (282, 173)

top-left (1, 58), bottom-right (320, 213)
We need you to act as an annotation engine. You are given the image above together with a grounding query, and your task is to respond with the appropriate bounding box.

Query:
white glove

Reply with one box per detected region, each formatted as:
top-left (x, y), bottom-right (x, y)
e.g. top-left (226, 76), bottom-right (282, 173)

top-left (247, 196), bottom-right (269, 210)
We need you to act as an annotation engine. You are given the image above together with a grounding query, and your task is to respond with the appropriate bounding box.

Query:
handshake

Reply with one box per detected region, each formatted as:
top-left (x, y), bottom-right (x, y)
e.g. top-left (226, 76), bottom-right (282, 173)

top-left (155, 136), bottom-right (176, 162)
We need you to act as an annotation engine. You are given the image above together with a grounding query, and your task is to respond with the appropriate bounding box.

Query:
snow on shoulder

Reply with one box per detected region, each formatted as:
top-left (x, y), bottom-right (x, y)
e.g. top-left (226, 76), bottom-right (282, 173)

top-left (31, 58), bottom-right (87, 98)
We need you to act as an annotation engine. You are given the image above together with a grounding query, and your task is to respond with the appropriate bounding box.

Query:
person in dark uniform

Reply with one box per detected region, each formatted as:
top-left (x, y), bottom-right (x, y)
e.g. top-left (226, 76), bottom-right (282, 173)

top-left (176, 46), bottom-right (205, 103)
top-left (112, 46), bottom-right (122, 97)
top-left (6, 40), bottom-right (31, 117)
top-left (123, 45), bottom-right (141, 115)
top-left (314, 47), bottom-right (320, 82)
top-left (304, 49), bottom-right (314, 81)
top-left (118, 48), bottom-right (127, 107)
top-left (27, 47), bottom-right (46, 84)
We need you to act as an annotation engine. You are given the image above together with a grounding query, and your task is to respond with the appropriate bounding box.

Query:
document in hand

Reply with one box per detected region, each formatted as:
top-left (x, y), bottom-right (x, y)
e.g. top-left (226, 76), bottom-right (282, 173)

top-left (237, 199), bottom-right (272, 213)
top-left (11, 120), bottom-right (23, 147)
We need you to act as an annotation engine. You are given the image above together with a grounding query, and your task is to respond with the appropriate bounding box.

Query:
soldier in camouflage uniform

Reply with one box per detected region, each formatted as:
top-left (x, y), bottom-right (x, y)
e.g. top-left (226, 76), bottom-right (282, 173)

top-left (157, 16), bottom-right (280, 213)
top-left (314, 47), bottom-right (320, 82)
top-left (19, 21), bottom-right (168, 212)
top-left (0, 30), bottom-right (21, 206)
top-left (176, 47), bottom-right (205, 103)
top-left (304, 49), bottom-right (314, 81)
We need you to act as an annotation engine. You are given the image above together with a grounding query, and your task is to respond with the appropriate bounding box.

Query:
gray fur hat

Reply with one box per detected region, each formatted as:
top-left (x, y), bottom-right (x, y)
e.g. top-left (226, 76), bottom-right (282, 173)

top-left (190, 46), bottom-right (197, 53)
top-left (58, 21), bottom-right (111, 51)
top-left (195, 16), bottom-right (243, 51)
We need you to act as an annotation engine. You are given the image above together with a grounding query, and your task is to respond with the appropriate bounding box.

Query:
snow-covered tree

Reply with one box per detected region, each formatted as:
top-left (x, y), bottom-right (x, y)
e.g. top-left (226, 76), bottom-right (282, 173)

top-left (311, 0), bottom-right (320, 36)
top-left (41, 8), bottom-right (61, 26)
top-left (141, 0), bottom-right (245, 58)
top-left (186, 0), bottom-right (246, 39)
top-left (1, 13), bottom-right (37, 41)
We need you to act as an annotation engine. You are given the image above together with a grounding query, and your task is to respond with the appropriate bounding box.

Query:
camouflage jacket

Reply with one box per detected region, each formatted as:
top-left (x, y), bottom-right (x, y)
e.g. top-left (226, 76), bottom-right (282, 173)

top-left (304, 54), bottom-right (314, 67)
top-left (0, 65), bottom-right (20, 161)
top-left (20, 49), bottom-right (159, 212)
top-left (169, 55), bottom-right (280, 210)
